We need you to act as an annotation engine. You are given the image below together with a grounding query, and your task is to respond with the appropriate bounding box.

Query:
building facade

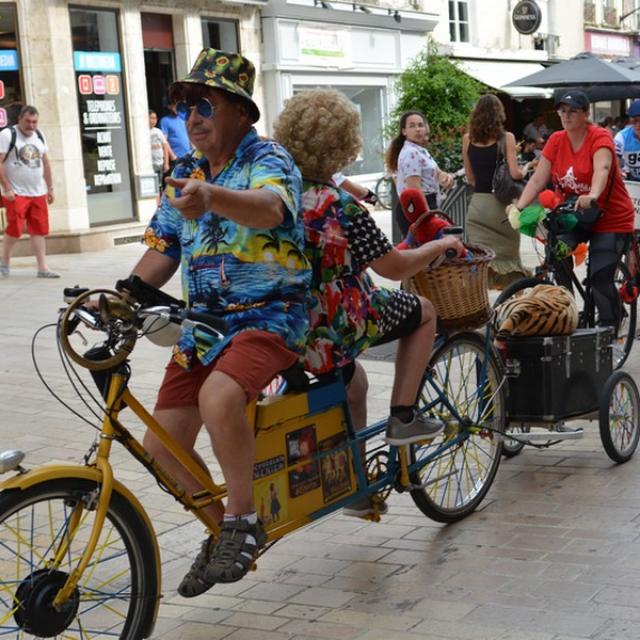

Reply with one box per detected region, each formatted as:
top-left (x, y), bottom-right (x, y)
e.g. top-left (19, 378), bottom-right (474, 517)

top-left (260, 0), bottom-right (437, 184)
top-left (4, 0), bottom-right (265, 254)
top-left (6, 0), bottom-right (639, 254)
top-left (431, 0), bottom-right (585, 135)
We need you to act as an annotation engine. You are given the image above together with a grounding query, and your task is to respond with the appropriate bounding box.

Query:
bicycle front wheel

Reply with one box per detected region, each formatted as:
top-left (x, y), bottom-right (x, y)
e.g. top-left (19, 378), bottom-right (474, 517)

top-left (0, 478), bottom-right (159, 639)
top-left (410, 332), bottom-right (505, 523)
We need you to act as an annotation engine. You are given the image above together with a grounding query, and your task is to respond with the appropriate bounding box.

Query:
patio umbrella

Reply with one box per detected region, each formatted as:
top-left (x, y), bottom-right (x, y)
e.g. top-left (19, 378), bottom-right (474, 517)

top-left (504, 52), bottom-right (640, 102)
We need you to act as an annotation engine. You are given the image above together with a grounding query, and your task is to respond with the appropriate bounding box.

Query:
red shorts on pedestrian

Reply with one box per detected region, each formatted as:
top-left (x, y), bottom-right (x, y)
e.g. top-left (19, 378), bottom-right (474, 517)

top-left (155, 330), bottom-right (299, 410)
top-left (4, 195), bottom-right (49, 238)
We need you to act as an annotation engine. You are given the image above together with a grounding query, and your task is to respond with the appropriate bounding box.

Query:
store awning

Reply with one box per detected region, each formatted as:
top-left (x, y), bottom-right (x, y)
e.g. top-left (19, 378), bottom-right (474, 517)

top-left (461, 60), bottom-right (553, 99)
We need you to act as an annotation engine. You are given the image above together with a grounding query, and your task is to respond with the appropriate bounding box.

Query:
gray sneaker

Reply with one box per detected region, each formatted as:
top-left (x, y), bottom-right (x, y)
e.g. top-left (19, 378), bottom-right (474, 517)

top-left (0, 262), bottom-right (9, 278)
top-left (343, 496), bottom-right (388, 518)
top-left (385, 412), bottom-right (444, 445)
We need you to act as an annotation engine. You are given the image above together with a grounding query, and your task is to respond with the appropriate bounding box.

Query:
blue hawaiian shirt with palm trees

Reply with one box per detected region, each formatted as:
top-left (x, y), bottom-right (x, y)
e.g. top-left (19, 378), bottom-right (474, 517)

top-left (144, 127), bottom-right (311, 369)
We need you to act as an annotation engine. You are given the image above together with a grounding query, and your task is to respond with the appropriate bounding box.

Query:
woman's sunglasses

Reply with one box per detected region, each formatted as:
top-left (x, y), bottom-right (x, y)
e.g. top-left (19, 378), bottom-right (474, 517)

top-left (176, 98), bottom-right (215, 121)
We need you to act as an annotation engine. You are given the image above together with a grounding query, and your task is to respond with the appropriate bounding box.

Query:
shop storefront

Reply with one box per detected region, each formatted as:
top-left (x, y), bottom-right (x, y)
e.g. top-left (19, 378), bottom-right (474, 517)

top-left (261, 0), bottom-right (438, 182)
top-left (5, 0), bottom-right (263, 255)
top-left (457, 58), bottom-right (553, 137)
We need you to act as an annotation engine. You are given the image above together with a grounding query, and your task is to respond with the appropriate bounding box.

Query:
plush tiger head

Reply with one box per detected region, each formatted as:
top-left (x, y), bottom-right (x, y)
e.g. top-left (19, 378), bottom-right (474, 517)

top-left (494, 284), bottom-right (578, 348)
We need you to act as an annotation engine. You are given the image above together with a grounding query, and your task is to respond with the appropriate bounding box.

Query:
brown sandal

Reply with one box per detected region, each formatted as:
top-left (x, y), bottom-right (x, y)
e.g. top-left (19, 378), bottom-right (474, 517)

top-left (203, 519), bottom-right (267, 584)
top-left (177, 536), bottom-right (215, 598)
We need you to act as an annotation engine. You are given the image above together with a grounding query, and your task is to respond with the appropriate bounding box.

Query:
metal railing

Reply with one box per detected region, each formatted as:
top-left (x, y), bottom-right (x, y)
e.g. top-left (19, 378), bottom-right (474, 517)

top-left (439, 180), bottom-right (472, 229)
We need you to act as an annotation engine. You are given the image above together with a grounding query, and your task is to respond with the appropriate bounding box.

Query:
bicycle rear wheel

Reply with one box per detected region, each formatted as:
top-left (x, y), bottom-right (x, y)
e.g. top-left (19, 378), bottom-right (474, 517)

top-left (374, 176), bottom-right (393, 210)
top-left (607, 259), bottom-right (636, 369)
top-left (599, 370), bottom-right (640, 463)
top-left (410, 332), bottom-right (505, 523)
top-left (0, 478), bottom-right (159, 639)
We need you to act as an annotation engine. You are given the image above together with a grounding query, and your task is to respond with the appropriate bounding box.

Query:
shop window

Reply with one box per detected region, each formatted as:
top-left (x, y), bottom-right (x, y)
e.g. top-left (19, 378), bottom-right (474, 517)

top-left (70, 6), bottom-right (135, 225)
top-left (448, 1), bottom-right (469, 43)
top-left (293, 84), bottom-right (386, 176)
top-left (201, 18), bottom-right (239, 52)
top-left (0, 3), bottom-right (23, 127)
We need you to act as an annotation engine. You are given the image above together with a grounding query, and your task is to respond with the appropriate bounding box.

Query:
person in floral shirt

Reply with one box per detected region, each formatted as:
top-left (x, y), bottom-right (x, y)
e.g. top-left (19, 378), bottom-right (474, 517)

top-left (273, 89), bottom-right (464, 517)
top-left (127, 49), bottom-right (311, 593)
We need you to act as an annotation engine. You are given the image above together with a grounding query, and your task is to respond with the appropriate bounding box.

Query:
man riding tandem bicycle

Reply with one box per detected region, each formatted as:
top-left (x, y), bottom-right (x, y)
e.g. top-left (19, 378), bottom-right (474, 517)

top-left (0, 53), bottom-right (507, 639)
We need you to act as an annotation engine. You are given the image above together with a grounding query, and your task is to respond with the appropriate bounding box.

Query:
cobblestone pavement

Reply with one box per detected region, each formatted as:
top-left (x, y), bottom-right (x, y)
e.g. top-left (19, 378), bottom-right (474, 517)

top-left (2, 223), bottom-right (640, 639)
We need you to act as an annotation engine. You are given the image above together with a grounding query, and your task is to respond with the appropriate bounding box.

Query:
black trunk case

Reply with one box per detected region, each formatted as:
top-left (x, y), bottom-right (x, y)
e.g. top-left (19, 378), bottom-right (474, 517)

top-left (505, 327), bottom-right (613, 422)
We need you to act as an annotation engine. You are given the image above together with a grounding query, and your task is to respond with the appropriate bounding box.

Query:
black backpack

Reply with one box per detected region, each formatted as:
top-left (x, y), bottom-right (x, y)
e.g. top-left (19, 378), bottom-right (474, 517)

top-left (2, 125), bottom-right (45, 163)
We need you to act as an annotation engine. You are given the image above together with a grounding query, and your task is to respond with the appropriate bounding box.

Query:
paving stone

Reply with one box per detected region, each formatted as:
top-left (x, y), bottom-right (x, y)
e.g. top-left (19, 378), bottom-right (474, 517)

top-left (240, 581), bottom-right (306, 602)
top-left (277, 619), bottom-right (362, 639)
top-left (5, 239), bottom-right (640, 640)
top-left (289, 586), bottom-right (360, 608)
top-left (219, 611), bottom-right (289, 630)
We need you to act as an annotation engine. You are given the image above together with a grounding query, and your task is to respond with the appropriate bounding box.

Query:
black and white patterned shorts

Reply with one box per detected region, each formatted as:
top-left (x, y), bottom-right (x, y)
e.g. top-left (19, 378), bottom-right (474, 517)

top-left (373, 289), bottom-right (422, 346)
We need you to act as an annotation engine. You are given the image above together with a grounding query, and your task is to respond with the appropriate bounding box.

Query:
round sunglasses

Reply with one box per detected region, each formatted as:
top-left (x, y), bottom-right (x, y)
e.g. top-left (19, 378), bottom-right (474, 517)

top-left (176, 97), bottom-right (215, 121)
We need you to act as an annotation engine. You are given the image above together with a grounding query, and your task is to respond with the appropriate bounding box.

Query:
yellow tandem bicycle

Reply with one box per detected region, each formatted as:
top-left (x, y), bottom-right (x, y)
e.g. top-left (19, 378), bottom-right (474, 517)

top-left (0, 276), bottom-right (506, 638)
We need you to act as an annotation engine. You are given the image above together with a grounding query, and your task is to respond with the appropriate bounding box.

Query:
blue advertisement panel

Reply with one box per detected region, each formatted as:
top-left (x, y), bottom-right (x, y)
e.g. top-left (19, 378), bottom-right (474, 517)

top-left (70, 8), bottom-right (134, 224)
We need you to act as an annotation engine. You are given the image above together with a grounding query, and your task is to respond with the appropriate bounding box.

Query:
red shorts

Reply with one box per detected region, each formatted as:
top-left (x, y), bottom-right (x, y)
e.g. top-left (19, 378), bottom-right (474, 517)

top-left (4, 194), bottom-right (49, 238)
top-left (155, 330), bottom-right (298, 410)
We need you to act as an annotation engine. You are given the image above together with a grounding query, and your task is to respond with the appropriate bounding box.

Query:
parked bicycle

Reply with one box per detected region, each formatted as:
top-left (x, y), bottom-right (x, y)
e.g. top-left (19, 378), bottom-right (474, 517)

top-left (0, 277), bottom-right (505, 639)
top-left (374, 173), bottom-right (394, 210)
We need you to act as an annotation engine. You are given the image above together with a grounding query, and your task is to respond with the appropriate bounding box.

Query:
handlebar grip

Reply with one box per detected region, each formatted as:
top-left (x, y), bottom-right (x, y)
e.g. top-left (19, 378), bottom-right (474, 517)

top-left (185, 310), bottom-right (228, 334)
top-left (445, 248), bottom-right (458, 259)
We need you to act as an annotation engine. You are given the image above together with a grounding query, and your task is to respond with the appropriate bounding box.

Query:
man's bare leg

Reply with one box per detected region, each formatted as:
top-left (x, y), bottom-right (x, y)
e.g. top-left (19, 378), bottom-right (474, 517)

top-left (143, 406), bottom-right (224, 522)
top-left (1, 233), bottom-right (18, 267)
top-left (30, 235), bottom-right (50, 273)
top-left (346, 360), bottom-right (368, 431)
top-left (198, 371), bottom-right (255, 516)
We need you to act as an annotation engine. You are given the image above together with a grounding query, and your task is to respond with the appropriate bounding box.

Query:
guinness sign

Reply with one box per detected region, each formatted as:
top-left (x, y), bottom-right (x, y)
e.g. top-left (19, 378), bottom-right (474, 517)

top-left (512, 0), bottom-right (542, 35)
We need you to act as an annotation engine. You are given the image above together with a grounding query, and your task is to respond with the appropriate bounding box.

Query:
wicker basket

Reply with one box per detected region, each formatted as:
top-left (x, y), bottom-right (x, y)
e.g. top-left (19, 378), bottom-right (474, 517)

top-left (409, 242), bottom-right (495, 332)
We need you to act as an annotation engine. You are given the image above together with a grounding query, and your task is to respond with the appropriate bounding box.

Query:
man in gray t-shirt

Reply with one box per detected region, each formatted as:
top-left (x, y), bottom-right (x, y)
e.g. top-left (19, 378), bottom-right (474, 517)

top-left (0, 105), bottom-right (58, 278)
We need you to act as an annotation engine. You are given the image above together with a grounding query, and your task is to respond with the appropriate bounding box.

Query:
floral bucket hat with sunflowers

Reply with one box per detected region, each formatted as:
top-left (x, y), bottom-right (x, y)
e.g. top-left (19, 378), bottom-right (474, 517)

top-left (171, 48), bottom-right (260, 123)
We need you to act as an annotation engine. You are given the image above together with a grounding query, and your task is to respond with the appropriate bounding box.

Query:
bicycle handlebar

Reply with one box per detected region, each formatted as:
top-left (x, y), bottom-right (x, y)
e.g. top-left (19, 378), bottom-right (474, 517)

top-left (138, 306), bottom-right (228, 337)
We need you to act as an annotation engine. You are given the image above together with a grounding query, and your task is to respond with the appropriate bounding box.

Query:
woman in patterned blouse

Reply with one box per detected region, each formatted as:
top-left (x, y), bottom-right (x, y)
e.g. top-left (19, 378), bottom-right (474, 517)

top-left (385, 110), bottom-right (454, 236)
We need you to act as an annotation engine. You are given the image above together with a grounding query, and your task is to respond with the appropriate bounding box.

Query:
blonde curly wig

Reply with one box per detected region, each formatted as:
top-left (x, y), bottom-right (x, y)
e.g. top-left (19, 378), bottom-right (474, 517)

top-left (273, 88), bottom-right (362, 181)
